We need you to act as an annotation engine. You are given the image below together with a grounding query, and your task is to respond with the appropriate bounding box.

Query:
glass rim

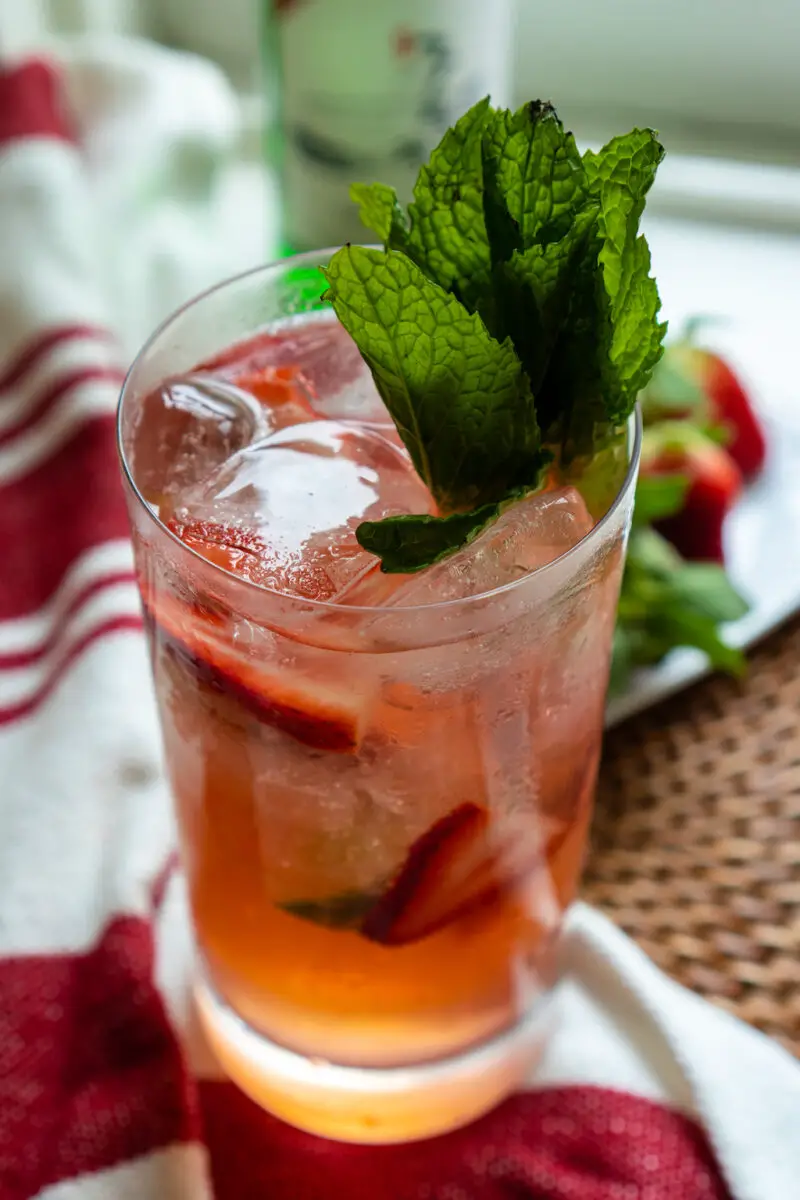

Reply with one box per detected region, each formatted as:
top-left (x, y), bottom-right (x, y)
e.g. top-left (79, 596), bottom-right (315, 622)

top-left (117, 249), bottom-right (643, 618)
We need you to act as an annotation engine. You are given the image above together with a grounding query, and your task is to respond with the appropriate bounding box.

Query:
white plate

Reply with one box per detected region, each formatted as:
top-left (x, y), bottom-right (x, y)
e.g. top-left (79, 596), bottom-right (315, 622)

top-left (606, 412), bottom-right (800, 726)
top-left (605, 209), bottom-right (800, 726)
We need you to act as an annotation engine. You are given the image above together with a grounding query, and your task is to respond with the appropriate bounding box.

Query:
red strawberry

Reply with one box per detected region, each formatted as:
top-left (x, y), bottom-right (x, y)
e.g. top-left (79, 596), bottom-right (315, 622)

top-left (362, 803), bottom-right (545, 946)
top-left (645, 339), bottom-right (766, 479)
top-left (640, 423), bottom-right (743, 563)
top-left (165, 515), bottom-right (274, 587)
top-left (144, 588), bottom-right (363, 752)
top-left (231, 364), bottom-right (318, 430)
top-left (678, 345), bottom-right (765, 478)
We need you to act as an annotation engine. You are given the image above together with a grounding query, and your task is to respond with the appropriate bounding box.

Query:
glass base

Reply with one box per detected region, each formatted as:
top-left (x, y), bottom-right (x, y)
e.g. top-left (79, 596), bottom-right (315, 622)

top-left (195, 977), bottom-right (557, 1144)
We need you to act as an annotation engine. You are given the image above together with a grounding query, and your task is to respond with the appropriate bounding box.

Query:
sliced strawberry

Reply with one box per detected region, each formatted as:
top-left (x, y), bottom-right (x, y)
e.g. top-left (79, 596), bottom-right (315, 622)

top-left (144, 587), bottom-right (362, 752)
top-left (165, 515), bottom-right (274, 587)
top-left (362, 803), bottom-right (545, 946)
top-left (231, 364), bottom-right (318, 431)
top-left (640, 422), bottom-right (743, 563)
top-left (197, 320), bottom-right (364, 401)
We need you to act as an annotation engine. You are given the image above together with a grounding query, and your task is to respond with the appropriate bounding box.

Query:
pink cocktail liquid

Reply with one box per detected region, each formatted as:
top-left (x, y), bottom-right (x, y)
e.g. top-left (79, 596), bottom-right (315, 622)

top-left (123, 309), bottom-right (628, 1141)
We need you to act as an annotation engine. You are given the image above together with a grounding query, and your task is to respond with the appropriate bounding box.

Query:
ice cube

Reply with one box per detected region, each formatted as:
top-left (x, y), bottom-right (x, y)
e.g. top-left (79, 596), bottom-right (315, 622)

top-left (130, 375), bottom-right (267, 509)
top-left (168, 419), bottom-right (435, 601)
top-left (203, 313), bottom-right (396, 432)
top-left (343, 487), bottom-right (595, 607)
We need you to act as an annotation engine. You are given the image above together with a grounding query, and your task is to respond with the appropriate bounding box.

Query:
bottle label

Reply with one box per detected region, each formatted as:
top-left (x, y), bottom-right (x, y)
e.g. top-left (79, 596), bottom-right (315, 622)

top-left (274, 0), bottom-right (512, 249)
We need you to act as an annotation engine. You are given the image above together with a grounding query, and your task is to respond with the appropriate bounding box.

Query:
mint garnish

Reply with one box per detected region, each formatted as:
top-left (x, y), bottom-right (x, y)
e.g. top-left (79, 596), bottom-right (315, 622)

top-left (324, 245), bottom-right (544, 518)
top-left (323, 99), bottom-right (667, 573)
top-left (280, 888), bottom-right (380, 931)
top-left (357, 490), bottom-right (529, 575)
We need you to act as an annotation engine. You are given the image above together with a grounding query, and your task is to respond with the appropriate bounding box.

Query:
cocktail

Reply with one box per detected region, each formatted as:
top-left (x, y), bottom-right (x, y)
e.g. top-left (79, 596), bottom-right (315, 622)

top-left (118, 99), bottom-right (662, 1142)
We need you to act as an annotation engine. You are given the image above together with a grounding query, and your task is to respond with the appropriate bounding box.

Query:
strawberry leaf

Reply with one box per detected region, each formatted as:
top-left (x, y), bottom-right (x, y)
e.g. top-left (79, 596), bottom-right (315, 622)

top-left (610, 527), bottom-right (749, 692)
top-left (633, 473), bottom-right (689, 524)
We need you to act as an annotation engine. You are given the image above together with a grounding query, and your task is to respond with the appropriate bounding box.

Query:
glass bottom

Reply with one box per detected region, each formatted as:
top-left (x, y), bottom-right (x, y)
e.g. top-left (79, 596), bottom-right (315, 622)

top-left (195, 976), bottom-right (557, 1144)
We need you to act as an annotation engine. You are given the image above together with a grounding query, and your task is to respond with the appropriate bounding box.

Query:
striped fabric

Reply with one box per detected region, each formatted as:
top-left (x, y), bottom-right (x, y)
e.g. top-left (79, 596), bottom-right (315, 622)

top-left (1, 54), bottom-right (797, 1200)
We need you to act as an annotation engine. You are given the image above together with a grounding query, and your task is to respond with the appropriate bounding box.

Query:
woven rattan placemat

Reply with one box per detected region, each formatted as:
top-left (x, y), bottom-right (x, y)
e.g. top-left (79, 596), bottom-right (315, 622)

top-left (584, 617), bottom-right (800, 1056)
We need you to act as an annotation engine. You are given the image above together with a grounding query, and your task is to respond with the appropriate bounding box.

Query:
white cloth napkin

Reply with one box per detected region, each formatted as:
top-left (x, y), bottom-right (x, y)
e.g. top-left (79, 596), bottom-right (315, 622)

top-left (1, 40), bottom-right (799, 1200)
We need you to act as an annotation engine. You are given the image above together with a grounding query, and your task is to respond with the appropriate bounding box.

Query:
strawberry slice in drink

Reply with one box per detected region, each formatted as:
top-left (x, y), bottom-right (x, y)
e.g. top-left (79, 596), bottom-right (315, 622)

top-left (165, 514), bottom-right (284, 588)
top-left (150, 419), bottom-right (433, 752)
top-left (230, 364), bottom-right (318, 431)
top-left (144, 584), bottom-right (364, 753)
top-left (362, 803), bottom-right (549, 946)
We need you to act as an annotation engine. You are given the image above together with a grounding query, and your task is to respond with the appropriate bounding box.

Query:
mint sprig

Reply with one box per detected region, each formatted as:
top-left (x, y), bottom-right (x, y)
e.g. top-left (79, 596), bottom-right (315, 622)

top-left (324, 99), bottom-right (667, 573)
top-left (323, 246), bottom-right (544, 516)
top-left (357, 489), bottom-right (530, 575)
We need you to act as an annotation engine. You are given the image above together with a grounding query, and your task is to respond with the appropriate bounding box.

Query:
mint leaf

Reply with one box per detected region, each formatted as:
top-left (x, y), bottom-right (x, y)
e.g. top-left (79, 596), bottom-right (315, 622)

top-left (486, 100), bottom-right (586, 249)
top-left (633, 473), bottom-right (689, 524)
top-left (356, 491), bottom-right (528, 574)
top-left (481, 103), bottom-right (596, 390)
top-left (540, 130), bottom-right (666, 444)
top-left (584, 129), bottom-right (663, 205)
top-left (405, 98), bottom-right (495, 318)
top-left (589, 130), bottom-right (667, 420)
top-left (500, 205), bottom-right (598, 395)
top-left (323, 244), bottom-right (542, 514)
top-left (325, 101), bottom-right (668, 572)
top-left (350, 182), bottom-right (411, 252)
top-left (563, 427), bottom-right (628, 520)
top-left (280, 889), bottom-right (380, 931)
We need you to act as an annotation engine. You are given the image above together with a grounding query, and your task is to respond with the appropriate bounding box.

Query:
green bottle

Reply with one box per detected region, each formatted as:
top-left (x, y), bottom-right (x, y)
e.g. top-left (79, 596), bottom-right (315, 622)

top-left (263, 0), bottom-right (514, 253)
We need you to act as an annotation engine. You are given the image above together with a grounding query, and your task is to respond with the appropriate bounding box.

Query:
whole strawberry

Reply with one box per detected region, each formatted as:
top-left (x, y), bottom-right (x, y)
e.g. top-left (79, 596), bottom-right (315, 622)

top-left (642, 329), bottom-right (767, 479)
top-left (675, 345), bottom-right (765, 478)
top-left (639, 422), bottom-right (743, 563)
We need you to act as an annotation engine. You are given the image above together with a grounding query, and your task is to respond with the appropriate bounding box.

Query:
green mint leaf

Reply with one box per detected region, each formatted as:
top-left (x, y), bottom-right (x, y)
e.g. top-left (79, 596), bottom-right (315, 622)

top-left (481, 103), bottom-right (595, 393)
top-left (486, 101), bottom-right (586, 249)
top-left (584, 129), bottom-right (663, 206)
top-left (405, 98), bottom-right (495, 318)
top-left (480, 108), bottom-right (524, 266)
top-left (633, 473), bottom-right (689, 524)
top-left (322, 244), bottom-right (542, 514)
top-left (280, 889), bottom-right (381, 931)
top-left (589, 130), bottom-right (668, 420)
top-left (330, 101), bottom-right (668, 569)
top-left (501, 204), bottom-right (598, 397)
top-left (356, 490), bottom-right (530, 574)
top-left (563, 426), bottom-right (629, 520)
top-left (541, 130), bottom-right (666, 447)
top-left (350, 182), bottom-right (411, 252)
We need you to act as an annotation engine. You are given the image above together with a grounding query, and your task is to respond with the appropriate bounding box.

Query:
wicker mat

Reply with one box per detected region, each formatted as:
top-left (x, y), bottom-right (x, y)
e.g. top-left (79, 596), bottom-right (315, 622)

top-left (585, 617), bottom-right (800, 1057)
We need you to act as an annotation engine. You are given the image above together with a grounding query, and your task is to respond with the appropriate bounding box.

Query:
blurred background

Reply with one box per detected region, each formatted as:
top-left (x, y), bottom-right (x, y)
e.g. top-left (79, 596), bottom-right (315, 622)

top-left (5, 0), bottom-right (800, 157)
top-left (2, 0), bottom-right (798, 392)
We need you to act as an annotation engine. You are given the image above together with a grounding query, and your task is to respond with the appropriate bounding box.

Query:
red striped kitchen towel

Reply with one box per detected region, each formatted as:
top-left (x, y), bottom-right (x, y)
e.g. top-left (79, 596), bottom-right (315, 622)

top-left (1, 55), bottom-right (799, 1200)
